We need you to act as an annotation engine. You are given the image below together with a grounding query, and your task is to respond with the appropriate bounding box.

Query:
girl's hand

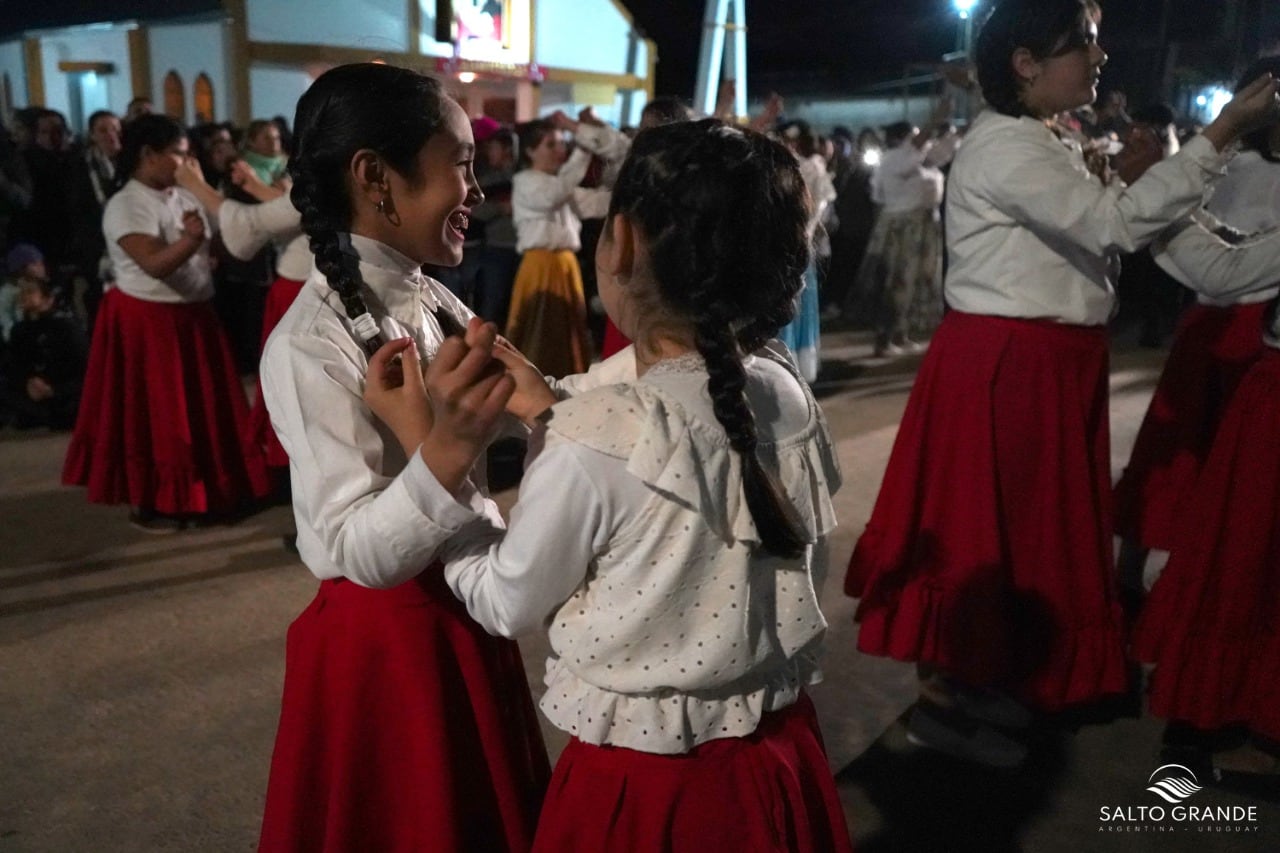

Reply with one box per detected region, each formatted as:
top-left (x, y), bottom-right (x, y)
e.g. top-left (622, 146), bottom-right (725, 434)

top-left (1205, 74), bottom-right (1280, 150)
top-left (174, 156), bottom-right (206, 192)
top-left (230, 159), bottom-right (264, 189)
top-left (419, 321), bottom-right (516, 493)
top-left (1115, 126), bottom-right (1164, 185)
top-left (364, 338), bottom-right (432, 456)
top-left (482, 323), bottom-right (557, 423)
top-left (180, 209), bottom-right (206, 241)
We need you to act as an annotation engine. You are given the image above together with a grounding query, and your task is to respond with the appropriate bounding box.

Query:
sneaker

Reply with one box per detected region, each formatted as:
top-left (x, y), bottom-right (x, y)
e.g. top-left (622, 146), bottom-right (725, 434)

top-left (906, 699), bottom-right (1029, 769)
top-left (128, 509), bottom-right (183, 535)
top-left (946, 681), bottom-right (1034, 729)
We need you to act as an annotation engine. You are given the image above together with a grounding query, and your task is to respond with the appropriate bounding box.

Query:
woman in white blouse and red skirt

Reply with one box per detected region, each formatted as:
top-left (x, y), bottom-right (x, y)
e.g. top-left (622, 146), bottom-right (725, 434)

top-left (62, 115), bottom-right (269, 531)
top-left (844, 0), bottom-right (1280, 767)
top-left (1114, 58), bottom-right (1280, 606)
top-left (1132, 212), bottom-right (1280, 785)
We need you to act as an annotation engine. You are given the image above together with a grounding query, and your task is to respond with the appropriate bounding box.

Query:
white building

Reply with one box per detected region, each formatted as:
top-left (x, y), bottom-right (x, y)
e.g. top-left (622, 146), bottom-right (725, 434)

top-left (0, 0), bottom-right (656, 134)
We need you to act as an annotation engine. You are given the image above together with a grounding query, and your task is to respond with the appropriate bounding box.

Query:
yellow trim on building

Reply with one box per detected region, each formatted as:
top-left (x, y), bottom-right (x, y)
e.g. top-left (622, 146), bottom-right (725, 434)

top-left (222, 0), bottom-right (252, 125)
top-left (127, 27), bottom-right (152, 99)
top-left (22, 38), bottom-right (44, 106)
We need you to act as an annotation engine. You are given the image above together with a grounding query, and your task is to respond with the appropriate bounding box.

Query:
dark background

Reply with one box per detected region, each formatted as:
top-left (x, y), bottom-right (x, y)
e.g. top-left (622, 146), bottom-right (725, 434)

top-left (3, 1), bottom-right (1278, 105)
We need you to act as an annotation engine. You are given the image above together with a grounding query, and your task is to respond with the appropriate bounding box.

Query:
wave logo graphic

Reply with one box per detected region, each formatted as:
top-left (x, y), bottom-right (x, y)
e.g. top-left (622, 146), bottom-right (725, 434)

top-left (1145, 764), bottom-right (1204, 804)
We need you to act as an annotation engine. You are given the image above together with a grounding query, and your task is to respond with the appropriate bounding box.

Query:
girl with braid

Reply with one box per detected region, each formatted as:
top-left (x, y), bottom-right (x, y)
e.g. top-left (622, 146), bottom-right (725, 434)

top-left (256, 64), bottom-right (572, 852)
top-left (367, 118), bottom-right (852, 851)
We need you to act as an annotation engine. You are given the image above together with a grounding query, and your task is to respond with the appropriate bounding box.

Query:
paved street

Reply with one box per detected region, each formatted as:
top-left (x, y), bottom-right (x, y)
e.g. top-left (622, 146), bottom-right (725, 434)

top-left (1, 329), bottom-right (1275, 852)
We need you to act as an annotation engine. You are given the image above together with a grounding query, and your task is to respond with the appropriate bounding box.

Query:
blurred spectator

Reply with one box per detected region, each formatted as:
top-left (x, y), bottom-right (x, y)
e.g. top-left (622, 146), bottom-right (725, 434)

top-left (124, 97), bottom-right (153, 123)
top-left (270, 115), bottom-right (294, 157)
top-left (11, 109), bottom-right (75, 272)
top-left (6, 275), bottom-right (86, 430)
top-left (639, 96), bottom-right (694, 130)
top-left (1, 243), bottom-right (47, 342)
top-left (241, 119), bottom-right (288, 187)
top-left (825, 126), bottom-right (877, 320)
top-left (0, 125), bottom-right (33, 250)
top-left (68, 110), bottom-right (122, 330)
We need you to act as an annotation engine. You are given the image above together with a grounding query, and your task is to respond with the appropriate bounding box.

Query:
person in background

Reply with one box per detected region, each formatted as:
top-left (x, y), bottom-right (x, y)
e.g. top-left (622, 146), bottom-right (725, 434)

top-left (241, 119), bottom-right (289, 188)
top-left (68, 110), bottom-right (122, 331)
top-left (124, 97), bottom-right (153, 124)
top-left (6, 276), bottom-right (87, 430)
top-left (1, 243), bottom-right (49, 343)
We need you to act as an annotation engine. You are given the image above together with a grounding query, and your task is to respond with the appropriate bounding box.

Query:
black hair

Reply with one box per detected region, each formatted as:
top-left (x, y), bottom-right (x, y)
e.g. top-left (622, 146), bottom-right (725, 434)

top-left (289, 63), bottom-right (447, 356)
top-left (640, 96), bottom-right (695, 127)
top-left (882, 121), bottom-right (915, 147)
top-left (515, 118), bottom-right (554, 169)
top-left (608, 119), bottom-right (811, 557)
top-left (975, 0), bottom-right (1098, 118)
top-left (1236, 57), bottom-right (1280, 164)
top-left (115, 114), bottom-right (185, 191)
top-left (87, 110), bottom-right (117, 133)
top-left (1129, 103), bottom-right (1175, 128)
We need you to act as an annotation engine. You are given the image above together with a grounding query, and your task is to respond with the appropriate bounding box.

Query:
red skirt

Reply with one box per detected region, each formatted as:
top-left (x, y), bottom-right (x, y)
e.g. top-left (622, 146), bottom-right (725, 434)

top-left (1113, 302), bottom-right (1268, 550)
top-left (1133, 349), bottom-right (1280, 741)
top-left (533, 693), bottom-right (852, 853)
top-left (847, 311), bottom-right (1128, 711)
top-left (600, 316), bottom-right (631, 359)
top-left (247, 276), bottom-right (306, 468)
top-left (61, 289), bottom-right (270, 515)
top-left (258, 568), bottom-right (550, 853)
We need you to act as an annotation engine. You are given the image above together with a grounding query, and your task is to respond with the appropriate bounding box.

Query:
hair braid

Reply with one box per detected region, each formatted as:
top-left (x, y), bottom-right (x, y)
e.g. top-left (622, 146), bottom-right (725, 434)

top-left (289, 158), bottom-right (384, 356)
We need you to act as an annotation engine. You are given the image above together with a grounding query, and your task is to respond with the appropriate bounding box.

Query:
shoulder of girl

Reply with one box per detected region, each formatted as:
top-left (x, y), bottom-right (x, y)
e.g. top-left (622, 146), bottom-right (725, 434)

top-left (544, 383), bottom-right (648, 455)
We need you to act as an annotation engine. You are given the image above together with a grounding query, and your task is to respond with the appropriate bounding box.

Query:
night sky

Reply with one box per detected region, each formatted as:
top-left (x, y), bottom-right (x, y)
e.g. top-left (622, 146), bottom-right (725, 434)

top-left (5, 1), bottom-right (1276, 103)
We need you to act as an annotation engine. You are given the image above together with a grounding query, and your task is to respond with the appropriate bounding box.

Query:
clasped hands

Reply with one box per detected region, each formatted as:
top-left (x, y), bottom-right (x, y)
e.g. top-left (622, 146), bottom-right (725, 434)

top-left (364, 318), bottom-right (557, 493)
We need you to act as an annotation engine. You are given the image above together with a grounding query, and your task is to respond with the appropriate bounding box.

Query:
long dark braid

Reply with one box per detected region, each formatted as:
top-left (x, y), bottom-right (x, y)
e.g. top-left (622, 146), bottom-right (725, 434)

top-left (288, 63), bottom-right (446, 356)
top-left (609, 119), bottom-right (811, 557)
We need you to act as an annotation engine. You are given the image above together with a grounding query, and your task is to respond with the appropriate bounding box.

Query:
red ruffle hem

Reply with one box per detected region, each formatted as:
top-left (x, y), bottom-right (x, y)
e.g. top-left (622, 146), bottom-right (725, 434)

top-left (846, 311), bottom-right (1128, 712)
top-left (1133, 348), bottom-right (1280, 742)
top-left (258, 568), bottom-right (550, 853)
top-left (1113, 301), bottom-right (1268, 551)
top-left (61, 289), bottom-right (270, 515)
top-left (532, 693), bottom-right (853, 853)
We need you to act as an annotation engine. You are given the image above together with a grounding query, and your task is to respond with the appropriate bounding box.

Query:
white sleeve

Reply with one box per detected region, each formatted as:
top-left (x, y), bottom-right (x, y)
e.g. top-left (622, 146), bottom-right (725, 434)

top-left (513, 148), bottom-right (594, 214)
top-left (262, 332), bottom-right (491, 588)
top-left (572, 186), bottom-right (613, 220)
top-left (442, 439), bottom-right (612, 637)
top-left (1154, 212), bottom-right (1280, 299)
top-left (549, 345), bottom-right (638, 398)
top-left (980, 134), bottom-right (1230, 256)
top-left (218, 195), bottom-right (302, 261)
top-left (102, 192), bottom-right (160, 244)
top-left (575, 123), bottom-right (631, 169)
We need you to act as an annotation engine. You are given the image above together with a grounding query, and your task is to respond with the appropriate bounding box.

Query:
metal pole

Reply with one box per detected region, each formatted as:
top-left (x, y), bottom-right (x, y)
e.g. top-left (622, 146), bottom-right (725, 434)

top-left (731, 0), bottom-right (747, 120)
top-left (693, 0), bottom-right (730, 116)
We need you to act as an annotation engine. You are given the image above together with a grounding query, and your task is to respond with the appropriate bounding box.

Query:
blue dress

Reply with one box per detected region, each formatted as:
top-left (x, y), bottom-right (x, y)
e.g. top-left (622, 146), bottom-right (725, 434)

top-left (779, 262), bottom-right (820, 383)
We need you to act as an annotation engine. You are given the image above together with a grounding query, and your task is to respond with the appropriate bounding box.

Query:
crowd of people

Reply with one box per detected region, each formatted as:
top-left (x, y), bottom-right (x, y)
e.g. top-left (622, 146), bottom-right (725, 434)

top-left (3, 0), bottom-right (1280, 848)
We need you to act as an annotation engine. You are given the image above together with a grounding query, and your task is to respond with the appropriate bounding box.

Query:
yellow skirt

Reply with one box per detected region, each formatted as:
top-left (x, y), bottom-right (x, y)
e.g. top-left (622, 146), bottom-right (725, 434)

top-left (505, 249), bottom-right (591, 379)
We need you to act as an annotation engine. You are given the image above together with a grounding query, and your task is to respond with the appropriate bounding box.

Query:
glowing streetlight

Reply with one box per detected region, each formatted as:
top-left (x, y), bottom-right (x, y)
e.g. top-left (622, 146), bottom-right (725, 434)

top-left (953, 0), bottom-right (978, 19)
top-left (953, 0), bottom-right (978, 56)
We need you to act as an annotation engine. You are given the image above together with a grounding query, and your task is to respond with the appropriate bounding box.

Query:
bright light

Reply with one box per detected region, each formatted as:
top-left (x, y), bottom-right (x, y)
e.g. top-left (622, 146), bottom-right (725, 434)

top-left (1195, 94), bottom-right (1208, 107)
top-left (953, 0), bottom-right (978, 18)
top-left (458, 72), bottom-right (477, 84)
top-left (1206, 86), bottom-right (1232, 120)
top-left (863, 149), bottom-right (882, 167)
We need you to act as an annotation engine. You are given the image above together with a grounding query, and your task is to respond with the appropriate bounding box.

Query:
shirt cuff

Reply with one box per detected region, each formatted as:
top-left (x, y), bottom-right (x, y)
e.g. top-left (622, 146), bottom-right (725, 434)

top-left (1182, 134), bottom-right (1235, 176)
top-left (399, 446), bottom-right (484, 530)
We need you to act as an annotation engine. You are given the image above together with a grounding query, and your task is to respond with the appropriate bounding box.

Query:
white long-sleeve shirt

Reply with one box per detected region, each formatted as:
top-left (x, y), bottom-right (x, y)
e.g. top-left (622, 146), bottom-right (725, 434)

top-left (261, 234), bottom-right (635, 588)
top-left (872, 140), bottom-right (950, 215)
top-left (511, 123), bottom-right (624, 252)
top-left (943, 110), bottom-right (1232, 325)
top-left (218, 194), bottom-right (311, 281)
top-left (440, 350), bottom-right (842, 754)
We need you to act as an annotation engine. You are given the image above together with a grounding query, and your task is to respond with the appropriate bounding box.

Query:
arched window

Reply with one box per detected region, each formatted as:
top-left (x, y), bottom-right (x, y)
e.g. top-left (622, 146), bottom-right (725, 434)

top-left (163, 70), bottom-right (185, 121)
top-left (193, 73), bottom-right (214, 123)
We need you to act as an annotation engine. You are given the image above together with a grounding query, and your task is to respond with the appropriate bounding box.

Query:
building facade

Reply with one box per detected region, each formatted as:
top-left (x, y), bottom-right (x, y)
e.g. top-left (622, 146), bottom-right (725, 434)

top-left (0, 0), bottom-right (655, 133)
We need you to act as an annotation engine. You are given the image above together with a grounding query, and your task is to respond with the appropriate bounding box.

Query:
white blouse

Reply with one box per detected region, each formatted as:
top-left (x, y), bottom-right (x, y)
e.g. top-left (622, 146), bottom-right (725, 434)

top-left (441, 350), bottom-right (842, 754)
top-left (511, 123), bottom-right (623, 253)
top-left (944, 110), bottom-right (1232, 326)
top-left (261, 234), bottom-right (636, 588)
top-left (102, 179), bottom-right (214, 303)
top-left (873, 140), bottom-right (950, 215)
top-left (218, 194), bottom-right (312, 282)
